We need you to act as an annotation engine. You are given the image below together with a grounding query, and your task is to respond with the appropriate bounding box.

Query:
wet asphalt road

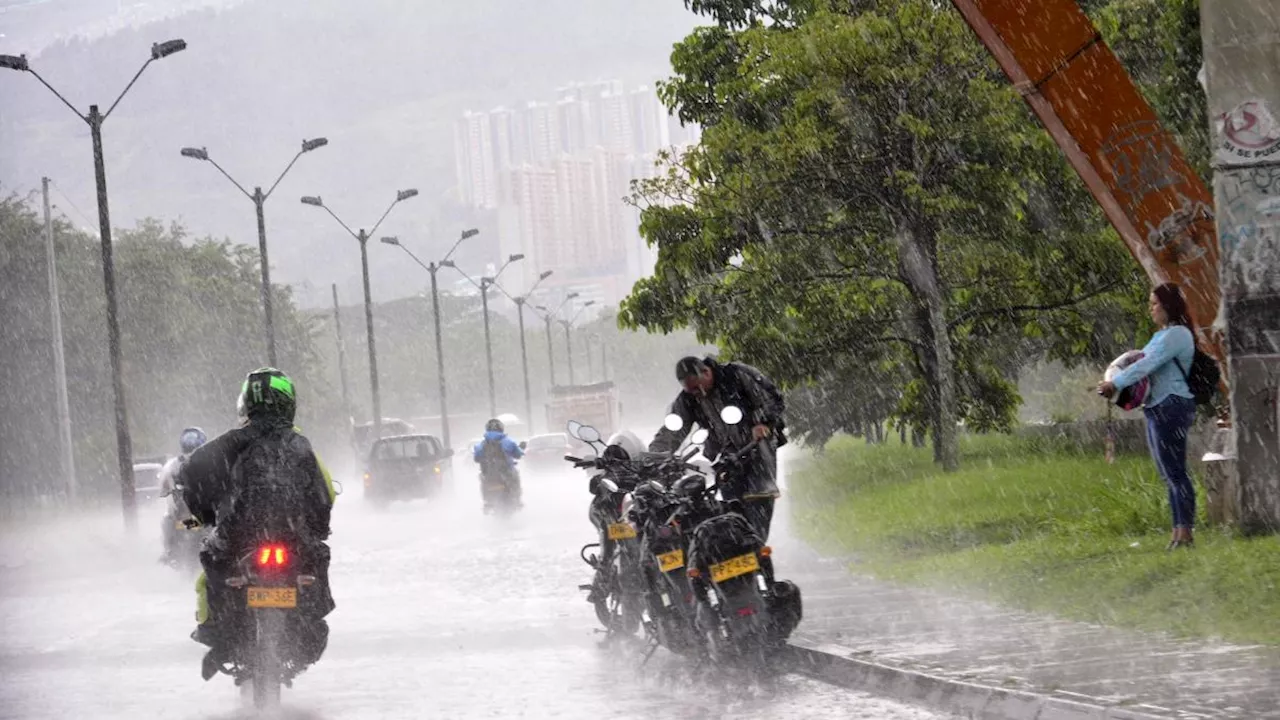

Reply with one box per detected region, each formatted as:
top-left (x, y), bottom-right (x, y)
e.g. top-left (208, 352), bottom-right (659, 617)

top-left (0, 459), bottom-right (947, 720)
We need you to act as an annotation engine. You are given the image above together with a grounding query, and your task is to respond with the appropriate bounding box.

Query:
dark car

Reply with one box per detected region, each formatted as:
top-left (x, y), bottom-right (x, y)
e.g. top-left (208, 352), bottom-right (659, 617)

top-left (364, 433), bottom-right (451, 506)
top-left (521, 433), bottom-right (579, 473)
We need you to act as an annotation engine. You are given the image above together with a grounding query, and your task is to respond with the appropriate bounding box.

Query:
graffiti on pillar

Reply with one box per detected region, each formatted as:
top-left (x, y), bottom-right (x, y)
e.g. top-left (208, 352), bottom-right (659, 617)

top-left (1220, 162), bottom-right (1280, 357)
top-left (1144, 192), bottom-right (1214, 265)
top-left (1216, 100), bottom-right (1280, 166)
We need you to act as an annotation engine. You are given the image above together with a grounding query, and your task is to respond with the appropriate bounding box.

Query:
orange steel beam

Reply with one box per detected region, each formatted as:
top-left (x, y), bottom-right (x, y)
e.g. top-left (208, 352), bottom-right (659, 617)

top-left (950, 0), bottom-right (1227, 375)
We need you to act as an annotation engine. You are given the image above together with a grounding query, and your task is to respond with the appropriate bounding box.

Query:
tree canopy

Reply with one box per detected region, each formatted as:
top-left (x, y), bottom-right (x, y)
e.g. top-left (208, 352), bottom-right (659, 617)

top-left (622, 0), bottom-right (1170, 466)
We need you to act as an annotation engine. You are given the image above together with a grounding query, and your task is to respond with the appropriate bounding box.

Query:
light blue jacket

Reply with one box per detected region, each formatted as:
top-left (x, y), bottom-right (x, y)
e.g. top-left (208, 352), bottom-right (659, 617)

top-left (1112, 325), bottom-right (1196, 409)
top-left (473, 430), bottom-right (523, 468)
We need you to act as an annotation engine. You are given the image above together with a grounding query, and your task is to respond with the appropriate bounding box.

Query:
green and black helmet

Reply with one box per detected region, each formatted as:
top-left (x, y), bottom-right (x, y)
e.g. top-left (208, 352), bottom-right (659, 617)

top-left (238, 367), bottom-right (297, 424)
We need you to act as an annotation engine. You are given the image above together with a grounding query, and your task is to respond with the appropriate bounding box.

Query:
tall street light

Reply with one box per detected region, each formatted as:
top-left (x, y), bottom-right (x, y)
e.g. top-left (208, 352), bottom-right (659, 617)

top-left (301, 188), bottom-right (418, 440)
top-left (179, 137), bottom-right (328, 365)
top-left (490, 270), bottom-right (555, 434)
top-left (562, 301), bottom-right (597, 385)
top-left (380, 228), bottom-right (479, 450)
top-left (446, 254), bottom-right (525, 418)
top-left (534, 292), bottom-right (579, 387)
top-left (2, 39), bottom-right (188, 531)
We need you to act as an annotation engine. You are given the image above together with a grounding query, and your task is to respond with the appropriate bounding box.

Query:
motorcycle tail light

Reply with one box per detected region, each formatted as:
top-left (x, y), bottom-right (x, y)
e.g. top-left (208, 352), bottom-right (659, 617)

top-left (256, 544), bottom-right (288, 567)
top-left (736, 606), bottom-right (757, 617)
top-left (687, 568), bottom-right (701, 578)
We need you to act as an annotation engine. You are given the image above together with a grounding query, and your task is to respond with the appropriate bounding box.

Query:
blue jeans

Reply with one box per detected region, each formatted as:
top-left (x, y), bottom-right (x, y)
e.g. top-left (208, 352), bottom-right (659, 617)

top-left (1143, 395), bottom-right (1197, 528)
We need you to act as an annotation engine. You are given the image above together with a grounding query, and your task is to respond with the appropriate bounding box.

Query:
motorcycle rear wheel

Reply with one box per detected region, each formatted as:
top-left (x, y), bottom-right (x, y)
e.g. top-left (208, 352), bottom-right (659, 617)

top-left (252, 611), bottom-right (284, 709)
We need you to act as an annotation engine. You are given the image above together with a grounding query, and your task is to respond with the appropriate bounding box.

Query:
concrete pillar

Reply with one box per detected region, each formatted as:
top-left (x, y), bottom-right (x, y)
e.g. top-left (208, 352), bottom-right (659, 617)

top-left (1201, 1), bottom-right (1280, 533)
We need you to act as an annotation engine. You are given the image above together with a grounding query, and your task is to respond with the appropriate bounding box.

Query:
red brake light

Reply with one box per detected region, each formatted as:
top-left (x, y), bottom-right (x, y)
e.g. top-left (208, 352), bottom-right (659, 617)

top-left (257, 544), bottom-right (288, 567)
top-left (736, 606), bottom-right (757, 617)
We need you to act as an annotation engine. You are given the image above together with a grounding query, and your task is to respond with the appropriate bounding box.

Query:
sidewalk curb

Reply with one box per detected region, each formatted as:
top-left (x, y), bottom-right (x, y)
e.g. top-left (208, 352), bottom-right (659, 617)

top-left (783, 639), bottom-right (1175, 720)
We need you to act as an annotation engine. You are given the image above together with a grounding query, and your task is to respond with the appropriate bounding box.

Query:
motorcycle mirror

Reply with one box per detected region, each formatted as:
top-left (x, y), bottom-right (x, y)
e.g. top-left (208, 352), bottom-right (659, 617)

top-left (720, 405), bottom-right (745, 426)
top-left (663, 413), bottom-right (684, 432)
top-left (579, 425), bottom-right (602, 443)
top-left (567, 420), bottom-right (583, 439)
top-left (601, 478), bottom-right (619, 494)
top-left (519, 441), bottom-right (528, 450)
top-left (690, 428), bottom-right (710, 445)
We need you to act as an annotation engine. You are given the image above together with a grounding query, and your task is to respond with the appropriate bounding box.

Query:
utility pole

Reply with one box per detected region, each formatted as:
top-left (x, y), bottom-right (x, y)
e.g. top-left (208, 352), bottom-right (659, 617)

top-left (358, 229), bottom-right (381, 438)
top-left (331, 284), bottom-right (352, 423)
top-left (1202, 1), bottom-right (1280, 533)
top-left (43, 177), bottom-right (76, 501)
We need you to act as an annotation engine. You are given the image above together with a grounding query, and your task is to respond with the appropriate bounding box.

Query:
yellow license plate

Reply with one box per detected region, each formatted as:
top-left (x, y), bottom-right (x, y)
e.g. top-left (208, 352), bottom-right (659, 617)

top-left (657, 549), bottom-right (684, 572)
top-left (247, 587), bottom-right (297, 609)
top-left (710, 552), bottom-right (760, 583)
top-left (607, 522), bottom-right (636, 540)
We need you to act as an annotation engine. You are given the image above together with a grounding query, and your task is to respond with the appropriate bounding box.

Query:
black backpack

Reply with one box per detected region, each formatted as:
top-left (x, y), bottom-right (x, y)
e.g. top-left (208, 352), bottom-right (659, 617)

top-left (1174, 349), bottom-right (1221, 406)
top-left (479, 437), bottom-right (508, 474)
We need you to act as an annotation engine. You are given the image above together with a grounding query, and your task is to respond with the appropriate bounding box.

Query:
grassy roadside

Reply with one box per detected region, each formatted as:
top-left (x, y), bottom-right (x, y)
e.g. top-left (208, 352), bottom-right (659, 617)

top-left (789, 433), bottom-right (1280, 645)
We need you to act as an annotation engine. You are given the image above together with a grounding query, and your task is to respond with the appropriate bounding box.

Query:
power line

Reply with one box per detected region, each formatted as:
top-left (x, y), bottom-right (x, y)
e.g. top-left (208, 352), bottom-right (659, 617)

top-left (47, 179), bottom-right (99, 237)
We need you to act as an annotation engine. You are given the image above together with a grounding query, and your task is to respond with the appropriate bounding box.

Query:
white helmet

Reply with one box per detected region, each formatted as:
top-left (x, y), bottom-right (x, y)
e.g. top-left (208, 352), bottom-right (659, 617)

top-left (605, 430), bottom-right (645, 461)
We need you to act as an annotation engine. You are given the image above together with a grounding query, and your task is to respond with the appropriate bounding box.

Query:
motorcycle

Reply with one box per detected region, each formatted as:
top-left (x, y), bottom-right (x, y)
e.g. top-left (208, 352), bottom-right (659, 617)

top-left (217, 535), bottom-right (328, 709)
top-left (676, 406), bottom-right (803, 673)
top-left (161, 483), bottom-right (210, 572)
top-left (565, 422), bottom-right (646, 637)
top-left (481, 440), bottom-right (527, 515)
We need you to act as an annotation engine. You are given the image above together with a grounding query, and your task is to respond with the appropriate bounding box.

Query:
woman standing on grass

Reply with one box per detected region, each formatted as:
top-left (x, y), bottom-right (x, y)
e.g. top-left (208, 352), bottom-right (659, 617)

top-left (1097, 283), bottom-right (1198, 550)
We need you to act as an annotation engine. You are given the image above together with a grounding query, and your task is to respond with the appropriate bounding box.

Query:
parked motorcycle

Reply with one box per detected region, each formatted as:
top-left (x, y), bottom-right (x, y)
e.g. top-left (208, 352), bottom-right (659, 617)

top-left (565, 422), bottom-right (646, 636)
top-left (676, 407), bottom-right (803, 673)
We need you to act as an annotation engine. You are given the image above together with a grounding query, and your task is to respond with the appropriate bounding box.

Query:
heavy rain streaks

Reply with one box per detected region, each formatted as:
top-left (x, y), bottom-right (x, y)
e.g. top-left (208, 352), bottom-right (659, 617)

top-left (0, 461), bottom-right (947, 720)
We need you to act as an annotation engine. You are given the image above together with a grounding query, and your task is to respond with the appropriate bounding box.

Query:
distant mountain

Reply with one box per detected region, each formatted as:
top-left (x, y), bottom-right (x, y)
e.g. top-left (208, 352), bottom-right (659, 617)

top-left (0, 0), bottom-right (697, 305)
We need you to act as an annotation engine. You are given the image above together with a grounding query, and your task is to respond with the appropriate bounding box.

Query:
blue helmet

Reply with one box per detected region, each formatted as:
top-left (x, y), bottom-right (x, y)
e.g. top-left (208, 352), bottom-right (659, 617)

top-left (179, 427), bottom-right (208, 455)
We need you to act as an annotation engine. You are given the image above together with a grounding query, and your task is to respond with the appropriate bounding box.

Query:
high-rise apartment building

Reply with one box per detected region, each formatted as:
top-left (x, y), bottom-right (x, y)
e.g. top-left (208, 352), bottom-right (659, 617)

top-left (455, 79), bottom-right (701, 309)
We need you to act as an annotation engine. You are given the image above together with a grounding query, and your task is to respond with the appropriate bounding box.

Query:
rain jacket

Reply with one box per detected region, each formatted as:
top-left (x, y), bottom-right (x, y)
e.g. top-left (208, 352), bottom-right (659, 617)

top-left (179, 417), bottom-right (334, 550)
top-left (473, 431), bottom-right (524, 472)
top-left (649, 358), bottom-right (785, 500)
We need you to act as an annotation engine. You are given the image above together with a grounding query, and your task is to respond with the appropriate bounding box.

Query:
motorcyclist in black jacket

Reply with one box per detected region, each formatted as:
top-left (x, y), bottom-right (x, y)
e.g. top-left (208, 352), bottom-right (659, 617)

top-left (180, 367), bottom-right (336, 680)
top-left (648, 356), bottom-right (787, 540)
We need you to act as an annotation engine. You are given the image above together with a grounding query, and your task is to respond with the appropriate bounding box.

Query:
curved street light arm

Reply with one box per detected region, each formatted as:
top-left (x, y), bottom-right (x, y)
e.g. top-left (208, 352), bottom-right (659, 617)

top-left (205, 156), bottom-right (253, 200)
top-left (367, 194), bottom-right (406, 240)
top-left (447, 264), bottom-right (484, 292)
top-left (391, 242), bottom-right (432, 274)
top-left (317, 203), bottom-right (360, 241)
top-left (441, 229), bottom-right (477, 266)
top-left (489, 279), bottom-right (519, 304)
top-left (264, 149), bottom-right (306, 200)
top-left (104, 57), bottom-right (153, 120)
top-left (25, 68), bottom-right (86, 122)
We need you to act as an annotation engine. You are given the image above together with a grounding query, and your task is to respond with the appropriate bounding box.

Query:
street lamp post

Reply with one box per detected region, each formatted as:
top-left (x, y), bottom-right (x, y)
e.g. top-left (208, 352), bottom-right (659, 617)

top-left (535, 293), bottom-right (579, 387)
top-left (490, 270), bottom-right (555, 435)
top-left (380, 229), bottom-right (478, 450)
top-left (445, 255), bottom-right (525, 418)
top-left (179, 137), bottom-right (328, 365)
top-left (301, 189), bottom-right (418, 440)
top-left (562, 301), bottom-right (596, 386)
top-left (2, 40), bottom-right (188, 531)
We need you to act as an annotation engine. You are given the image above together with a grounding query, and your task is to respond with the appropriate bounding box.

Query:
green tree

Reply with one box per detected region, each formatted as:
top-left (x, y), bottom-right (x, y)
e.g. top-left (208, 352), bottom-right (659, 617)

top-left (623, 0), bottom-right (1143, 467)
top-left (0, 193), bottom-right (328, 506)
